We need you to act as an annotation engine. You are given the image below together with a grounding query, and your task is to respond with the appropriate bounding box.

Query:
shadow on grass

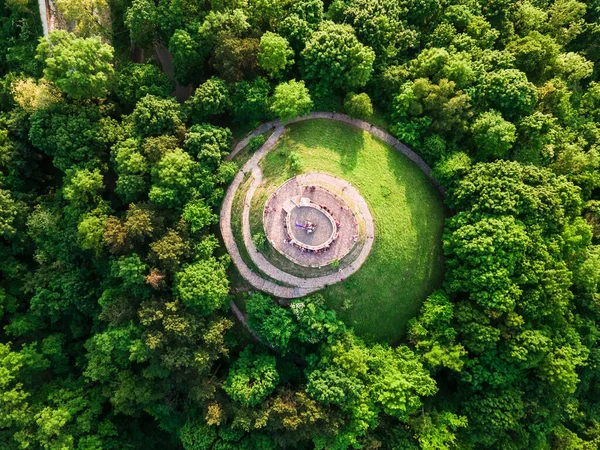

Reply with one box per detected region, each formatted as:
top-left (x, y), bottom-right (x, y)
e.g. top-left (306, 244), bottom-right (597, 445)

top-left (285, 120), bottom-right (362, 174)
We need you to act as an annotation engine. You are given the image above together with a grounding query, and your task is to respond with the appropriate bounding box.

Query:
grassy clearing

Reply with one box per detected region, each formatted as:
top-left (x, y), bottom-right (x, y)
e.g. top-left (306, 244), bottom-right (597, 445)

top-left (259, 119), bottom-right (446, 344)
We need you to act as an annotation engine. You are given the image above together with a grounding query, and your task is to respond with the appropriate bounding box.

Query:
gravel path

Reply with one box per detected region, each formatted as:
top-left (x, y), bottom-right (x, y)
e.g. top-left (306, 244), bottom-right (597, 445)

top-left (220, 113), bottom-right (442, 299)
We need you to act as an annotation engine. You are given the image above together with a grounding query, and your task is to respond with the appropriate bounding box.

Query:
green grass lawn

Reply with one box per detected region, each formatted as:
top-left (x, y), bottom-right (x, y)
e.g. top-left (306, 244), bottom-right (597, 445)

top-left (258, 119), bottom-right (446, 344)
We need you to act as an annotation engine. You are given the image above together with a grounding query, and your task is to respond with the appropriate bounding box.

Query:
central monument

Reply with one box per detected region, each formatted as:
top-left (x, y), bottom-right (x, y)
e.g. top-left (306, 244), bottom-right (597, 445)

top-left (263, 177), bottom-right (360, 268)
top-left (286, 197), bottom-right (336, 250)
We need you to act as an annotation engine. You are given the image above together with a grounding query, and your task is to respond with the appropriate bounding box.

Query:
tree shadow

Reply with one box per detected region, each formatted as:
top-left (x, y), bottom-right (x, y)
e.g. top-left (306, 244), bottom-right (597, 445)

top-left (290, 119), bottom-right (362, 174)
top-left (385, 142), bottom-right (447, 286)
top-left (376, 142), bottom-right (447, 341)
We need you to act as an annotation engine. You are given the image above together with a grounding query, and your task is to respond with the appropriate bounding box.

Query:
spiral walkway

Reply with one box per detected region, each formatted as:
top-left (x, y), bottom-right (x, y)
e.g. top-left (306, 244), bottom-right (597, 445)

top-left (220, 112), bottom-right (442, 298)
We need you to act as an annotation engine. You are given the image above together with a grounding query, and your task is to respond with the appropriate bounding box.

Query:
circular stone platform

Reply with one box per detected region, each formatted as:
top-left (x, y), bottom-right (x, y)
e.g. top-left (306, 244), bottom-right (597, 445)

top-left (263, 177), bottom-right (360, 267)
top-left (287, 200), bottom-right (336, 249)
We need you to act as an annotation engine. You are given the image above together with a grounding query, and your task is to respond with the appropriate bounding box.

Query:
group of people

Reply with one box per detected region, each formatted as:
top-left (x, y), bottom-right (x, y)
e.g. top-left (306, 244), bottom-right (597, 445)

top-left (271, 186), bottom-right (363, 257)
top-left (283, 237), bottom-right (334, 254)
top-left (282, 219), bottom-right (339, 254)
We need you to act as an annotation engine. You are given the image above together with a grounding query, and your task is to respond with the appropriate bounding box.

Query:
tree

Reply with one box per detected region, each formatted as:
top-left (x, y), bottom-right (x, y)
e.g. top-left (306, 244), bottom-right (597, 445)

top-left (506, 31), bottom-right (560, 82)
top-left (258, 32), bottom-right (294, 78)
top-left (115, 63), bottom-right (173, 107)
top-left (168, 29), bottom-right (206, 85)
top-left (290, 295), bottom-right (345, 344)
top-left (344, 92), bottom-right (373, 119)
top-left (54, 0), bottom-right (111, 39)
top-left (368, 344), bottom-right (437, 420)
top-left (78, 208), bottom-right (109, 253)
top-left (182, 199), bottom-right (217, 233)
top-left (112, 138), bottom-right (149, 203)
top-left (183, 123), bottom-right (232, 169)
top-left (29, 102), bottom-right (105, 171)
top-left (124, 0), bottom-right (159, 48)
top-left (130, 95), bottom-right (183, 138)
top-left (180, 420), bottom-right (217, 450)
top-left (471, 110), bottom-right (516, 160)
top-left (277, 15), bottom-right (313, 53)
top-left (246, 293), bottom-right (297, 351)
top-left (36, 31), bottom-right (114, 99)
top-left (449, 161), bottom-right (582, 231)
top-left (0, 343), bottom-right (34, 435)
top-left (445, 215), bottom-right (530, 313)
top-left (289, 0), bottom-right (324, 26)
top-left (330, 0), bottom-right (418, 65)
top-left (431, 152), bottom-right (471, 189)
top-left (547, 0), bottom-right (586, 45)
top-left (223, 346), bottom-right (279, 406)
top-left (270, 80), bottom-right (313, 122)
top-left (557, 52), bottom-right (594, 85)
top-left (0, 189), bottom-right (19, 238)
top-left (149, 147), bottom-right (196, 207)
top-left (63, 167), bottom-right (104, 207)
top-left (301, 21), bottom-right (375, 94)
top-left (10, 78), bottom-right (61, 113)
top-left (390, 78), bottom-right (471, 145)
top-left (174, 258), bottom-right (229, 315)
top-left (408, 291), bottom-right (466, 373)
top-left (212, 36), bottom-right (259, 83)
top-left (232, 77), bottom-right (271, 125)
top-left (185, 77), bottom-right (231, 123)
top-left (482, 69), bottom-right (538, 119)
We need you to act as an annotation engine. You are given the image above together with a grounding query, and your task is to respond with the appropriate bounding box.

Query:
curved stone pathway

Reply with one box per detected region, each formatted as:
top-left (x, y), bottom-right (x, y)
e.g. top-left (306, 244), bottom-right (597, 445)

top-left (221, 112), bottom-right (443, 298)
top-left (243, 172), bottom-right (375, 292)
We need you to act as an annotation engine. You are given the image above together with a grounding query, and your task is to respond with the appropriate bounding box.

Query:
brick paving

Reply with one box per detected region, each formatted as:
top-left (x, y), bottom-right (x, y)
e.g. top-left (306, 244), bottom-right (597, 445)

top-left (263, 179), bottom-right (360, 267)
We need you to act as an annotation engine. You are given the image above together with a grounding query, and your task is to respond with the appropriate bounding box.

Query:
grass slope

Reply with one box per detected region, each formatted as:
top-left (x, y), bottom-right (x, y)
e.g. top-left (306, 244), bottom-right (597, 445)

top-left (260, 119), bottom-right (446, 343)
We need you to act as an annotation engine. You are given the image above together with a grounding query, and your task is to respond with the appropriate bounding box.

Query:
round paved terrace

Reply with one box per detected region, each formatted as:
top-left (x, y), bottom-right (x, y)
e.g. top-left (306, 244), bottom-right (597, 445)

top-left (288, 203), bottom-right (335, 248)
top-left (264, 179), bottom-right (361, 267)
top-left (220, 112), bottom-right (444, 298)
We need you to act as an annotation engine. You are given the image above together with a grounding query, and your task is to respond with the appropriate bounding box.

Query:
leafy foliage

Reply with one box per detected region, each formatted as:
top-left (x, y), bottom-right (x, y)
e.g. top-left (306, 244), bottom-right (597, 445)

top-left (116, 63), bottom-right (173, 107)
top-left (301, 21), bottom-right (375, 94)
top-left (223, 346), bottom-right (279, 406)
top-left (4, 0), bottom-right (600, 448)
top-left (36, 31), bottom-right (114, 99)
top-left (270, 79), bottom-right (313, 122)
top-left (185, 77), bottom-right (231, 123)
top-left (258, 31), bottom-right (294, 78)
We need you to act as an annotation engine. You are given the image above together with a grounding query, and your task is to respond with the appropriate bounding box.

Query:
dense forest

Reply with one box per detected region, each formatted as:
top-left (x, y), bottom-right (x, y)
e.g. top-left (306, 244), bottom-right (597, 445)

top-left (2, 0), bottom-right (600, 448)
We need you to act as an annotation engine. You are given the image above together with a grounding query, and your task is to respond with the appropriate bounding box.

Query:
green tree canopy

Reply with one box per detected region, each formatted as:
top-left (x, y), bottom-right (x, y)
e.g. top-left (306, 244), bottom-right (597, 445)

top-left (482, 69), bottom-right (538, 119)
top-left (185, 77), bottom-right (231, 123)
top-left (301, 21), bottom-right (375, 94)
top-left (115, 63), bottom-right (173, 107)
top-left (471, 110), bottom-right (517, 160)
top-left (223, 346), bottom-right (279, 406)
top-left (258, 31), bottom-right (294, 78)
top-left (124, 0), bottom-right (159, 48)
top-left (130, 95), bottom-right (184, 138)
top-left (344, 92), bottom-right (373, 119)
top-left (270, 79), bottom-right (313, 122)
top-left (36, 30), bottom-right (114, 99)
top-left (174, 258), bottom-right (229, 315)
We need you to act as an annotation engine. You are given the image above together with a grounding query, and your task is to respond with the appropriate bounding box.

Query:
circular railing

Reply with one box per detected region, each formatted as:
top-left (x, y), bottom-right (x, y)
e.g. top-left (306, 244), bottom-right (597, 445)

top-left (285, 202), bottom-right (337, 251)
